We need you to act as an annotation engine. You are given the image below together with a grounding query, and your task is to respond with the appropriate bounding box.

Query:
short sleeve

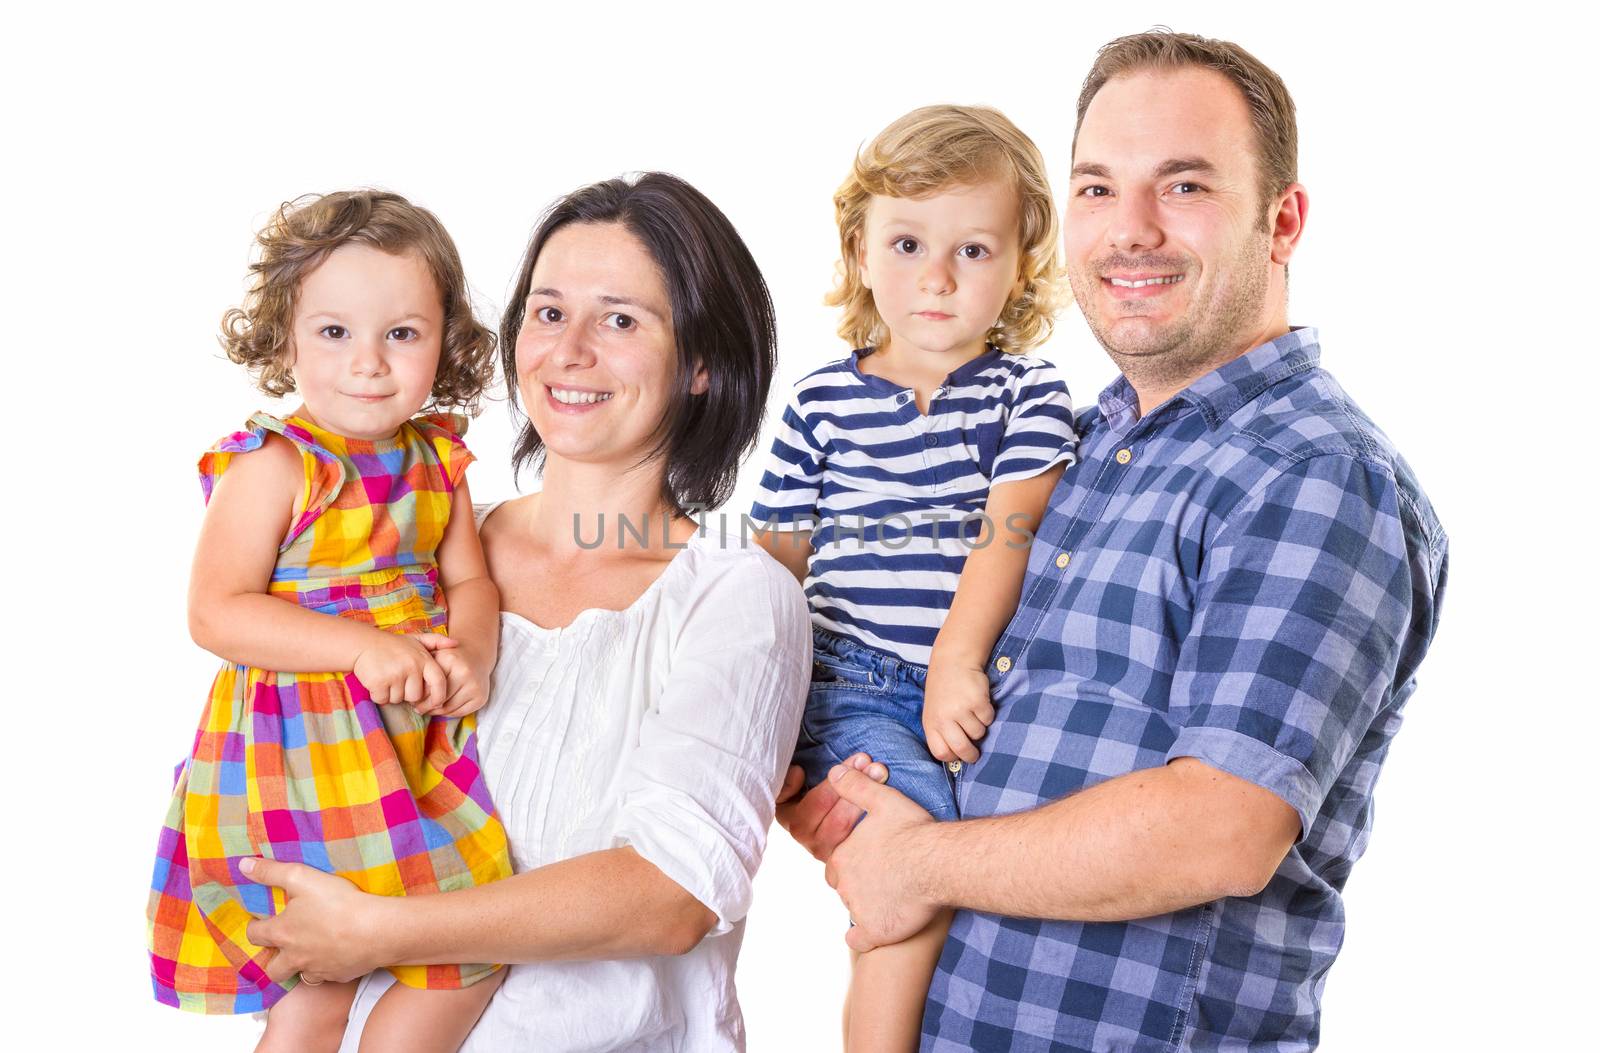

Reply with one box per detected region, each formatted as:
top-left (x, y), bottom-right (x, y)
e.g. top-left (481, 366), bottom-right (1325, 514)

top-left (198, 413), bottom-right (346, 547)
top-left (609, 549), bottom-right (811, 935)
top-left (1164, 455), bottom-right (1418, 838)
top-left (988, 360), bottom-right (1078, 486)
top-left (412, 413), bottom-right (475, 492)
top-left (749, 396), bottom-right (825, 530)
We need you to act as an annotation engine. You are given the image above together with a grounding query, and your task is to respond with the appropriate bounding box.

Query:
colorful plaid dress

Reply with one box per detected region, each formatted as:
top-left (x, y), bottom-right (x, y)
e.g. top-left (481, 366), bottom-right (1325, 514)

top-left (147, 412), bottom-right (512, 1014)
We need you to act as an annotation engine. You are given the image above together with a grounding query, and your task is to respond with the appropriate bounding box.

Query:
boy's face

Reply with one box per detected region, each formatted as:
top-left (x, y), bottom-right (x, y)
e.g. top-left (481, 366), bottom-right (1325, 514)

top-left (857, 177), bottom-right (1024, 361)
top-left (288, 243), bottom-right (444, 440)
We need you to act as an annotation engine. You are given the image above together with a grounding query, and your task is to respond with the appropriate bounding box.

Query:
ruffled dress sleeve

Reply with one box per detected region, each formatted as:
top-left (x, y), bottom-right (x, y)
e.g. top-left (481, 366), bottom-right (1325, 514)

top-left (410, 413), bottom-right (475, 492)
top-left (197, 412), bottom-right (348, 548)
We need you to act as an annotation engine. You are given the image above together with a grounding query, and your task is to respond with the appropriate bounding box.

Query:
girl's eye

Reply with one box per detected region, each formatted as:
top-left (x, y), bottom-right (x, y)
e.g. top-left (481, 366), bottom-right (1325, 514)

top-left (893, 237), bottom-right (921, 255)
top-left (958, 243), bottom-right (991, 261)
top-left (603, 312), bottom-right (636, 332)
top-left (388, 326), bottom-right (417, 341)
top-left (535, 306), bottom-right (564, 324)
top-left (319, 324), bottom-right (348, 339)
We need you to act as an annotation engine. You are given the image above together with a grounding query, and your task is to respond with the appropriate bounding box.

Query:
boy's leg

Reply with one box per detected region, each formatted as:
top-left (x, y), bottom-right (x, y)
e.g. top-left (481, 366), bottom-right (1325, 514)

top-left (357, 969), bottom-right (503, 1053)
top-left (844, 909), bottom-right (954, 1053)
top-left (256, 979), bottom-right (361, 1053)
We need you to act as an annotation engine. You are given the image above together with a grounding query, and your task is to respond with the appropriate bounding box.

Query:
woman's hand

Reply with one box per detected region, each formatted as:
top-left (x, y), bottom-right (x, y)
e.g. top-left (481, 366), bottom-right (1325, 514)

top-left (352, 631), bottom-right (457, 709)
top-left (241, 857), bottom-right (394, 984)
top-left (922, 658), bottom-right (996, 764)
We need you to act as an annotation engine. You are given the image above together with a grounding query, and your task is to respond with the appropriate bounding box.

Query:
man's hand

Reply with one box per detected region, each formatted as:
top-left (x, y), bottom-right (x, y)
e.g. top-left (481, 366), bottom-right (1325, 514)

top-left (774, 752), bottom-right (887, 863)
top-left (823, 764), bottom-right (941, 952)
top-left (923, 658), bottom-right (996, 764)
top-left (241, 857), bottom-right (392, 985)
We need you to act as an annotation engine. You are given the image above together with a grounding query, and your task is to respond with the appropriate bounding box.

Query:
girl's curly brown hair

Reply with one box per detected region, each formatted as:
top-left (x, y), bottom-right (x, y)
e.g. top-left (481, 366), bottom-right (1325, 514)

top-left (220, 190), bottom-right (496, 413)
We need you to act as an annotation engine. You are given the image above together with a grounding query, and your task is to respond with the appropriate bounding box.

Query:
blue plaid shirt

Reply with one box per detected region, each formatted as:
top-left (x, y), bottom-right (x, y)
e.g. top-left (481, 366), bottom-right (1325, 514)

top-left (923, 329), bottom-right (1449, 1052)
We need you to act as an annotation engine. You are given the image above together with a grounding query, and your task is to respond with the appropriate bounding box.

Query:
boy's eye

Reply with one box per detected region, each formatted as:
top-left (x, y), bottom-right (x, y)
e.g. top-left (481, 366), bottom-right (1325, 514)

top-left (893, 237), bottom-right (921, 255)
top-left (958, 244), bottom-right (991, 261)
top-left (603, 312), bottom-right (636, 332)
top-left (388, 326), bottom-right (418, 341)
top-left (319, 324), bottom-right (348, 339)
top-left (535, 306), bottom-right (564, 324)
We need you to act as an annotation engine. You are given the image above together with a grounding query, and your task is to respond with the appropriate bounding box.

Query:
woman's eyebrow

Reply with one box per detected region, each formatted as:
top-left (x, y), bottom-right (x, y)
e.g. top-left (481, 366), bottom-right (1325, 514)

top-left (599, 294), bottom-right (666, 322)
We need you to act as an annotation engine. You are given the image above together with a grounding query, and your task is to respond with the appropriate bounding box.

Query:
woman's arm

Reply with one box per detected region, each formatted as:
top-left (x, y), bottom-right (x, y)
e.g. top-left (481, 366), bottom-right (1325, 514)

top-left (242, 847), bottom-right (715, 983)
top-left (188, 433), bottom-right (453, 708)
top-left (421, 480), bottom-right (499, 716)
top-left (923, 463), bottom-right (1065, 763)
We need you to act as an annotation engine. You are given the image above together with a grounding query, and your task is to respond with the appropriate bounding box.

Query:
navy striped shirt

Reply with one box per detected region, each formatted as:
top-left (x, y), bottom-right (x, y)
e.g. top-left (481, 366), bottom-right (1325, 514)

top-left (750, 346), bottom-right (1076, 666)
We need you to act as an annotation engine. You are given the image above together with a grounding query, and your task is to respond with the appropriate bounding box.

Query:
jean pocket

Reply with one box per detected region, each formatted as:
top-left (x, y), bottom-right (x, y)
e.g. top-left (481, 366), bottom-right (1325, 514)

top-left (811, 647), bottom-right (890, 694)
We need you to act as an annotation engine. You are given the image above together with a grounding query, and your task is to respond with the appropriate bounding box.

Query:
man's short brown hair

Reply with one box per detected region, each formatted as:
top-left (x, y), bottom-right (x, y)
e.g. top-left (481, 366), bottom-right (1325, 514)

top-left (1074, 30), bottom-right (1298, 223)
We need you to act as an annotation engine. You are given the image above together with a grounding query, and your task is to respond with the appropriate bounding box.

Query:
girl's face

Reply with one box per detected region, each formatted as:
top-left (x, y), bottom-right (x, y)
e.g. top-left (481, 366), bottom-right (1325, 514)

top-left (287, 243), bottom-right (444, 440)
top-left (857, 177), bottom-right (1025, 360)
top-left (515, 221), bottom-right (705, 472)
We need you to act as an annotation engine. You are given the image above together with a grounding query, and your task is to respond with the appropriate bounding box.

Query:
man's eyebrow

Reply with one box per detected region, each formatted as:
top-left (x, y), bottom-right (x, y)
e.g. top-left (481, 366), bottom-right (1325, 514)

top-left (1152, 157), bottom-right (1218, 179)
top-left (1070, 162), bottom-right (1111, 179)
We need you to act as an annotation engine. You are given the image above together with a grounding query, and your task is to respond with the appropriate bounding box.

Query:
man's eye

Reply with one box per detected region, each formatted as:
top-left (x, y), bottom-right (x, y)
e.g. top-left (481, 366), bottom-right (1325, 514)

top-left (1173, 182), bottom-right (1204, 194)
top-left (388, 326), bottom-right (417, 341)
top-left (319, 325), bottom-right (347, 339)
top-left (535, 306), bottom-right (563, 324)
top-left (958, 244), bottom-right (991, 261)
top-left (1079, 185), bottom-right (1110, 199)
top-left (893, 237), bottom-right (921, 255)
top-left (603, 312), bottom-right (636, 331)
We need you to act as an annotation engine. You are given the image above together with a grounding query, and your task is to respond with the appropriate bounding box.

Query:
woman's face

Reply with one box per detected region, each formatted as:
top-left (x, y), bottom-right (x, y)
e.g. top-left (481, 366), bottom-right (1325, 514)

top-left (514, 221), bottom-right (705, 472)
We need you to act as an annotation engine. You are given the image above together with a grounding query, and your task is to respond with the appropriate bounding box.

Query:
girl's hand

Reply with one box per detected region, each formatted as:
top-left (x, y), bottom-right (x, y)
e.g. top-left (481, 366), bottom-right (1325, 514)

top-left (241, 857), bottom-right (393, 985)
top-left (417, 645), bottom-right (493, 718)
top-left (352, 632), bottom-right (458, 709)
top-left (922, 659), bottom-right (996, 765)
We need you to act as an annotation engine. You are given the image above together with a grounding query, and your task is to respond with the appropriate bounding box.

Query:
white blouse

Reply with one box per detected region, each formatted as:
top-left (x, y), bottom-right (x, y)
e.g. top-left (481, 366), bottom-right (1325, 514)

top-left (339, 522), bottom-right (811, 1051)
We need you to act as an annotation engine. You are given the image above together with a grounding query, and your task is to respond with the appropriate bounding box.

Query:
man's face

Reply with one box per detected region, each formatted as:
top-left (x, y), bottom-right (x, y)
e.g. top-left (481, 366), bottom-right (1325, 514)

top-left (1065, 66), bottom-right (1280, 384)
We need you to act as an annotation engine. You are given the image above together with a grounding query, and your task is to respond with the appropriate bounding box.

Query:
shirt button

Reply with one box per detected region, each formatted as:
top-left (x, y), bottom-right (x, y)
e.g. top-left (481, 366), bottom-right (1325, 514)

top-left (946, 760), bottom-right (963, 775)
top-left (897, 392), bottom-right (911, 405)
top-left (924, 434), bottom-right (937, 447)
top-left (1055, 551), bottom-right (1071, 569)
top-left (995, 655), bottom-right (1012, 673)
top-left (1116, 447), bottom-right (1133, 465)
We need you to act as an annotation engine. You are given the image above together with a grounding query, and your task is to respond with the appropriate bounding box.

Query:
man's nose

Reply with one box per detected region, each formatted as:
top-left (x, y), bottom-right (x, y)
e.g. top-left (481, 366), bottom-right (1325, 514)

top-left (1107, 191), bottom-right (1164, 255)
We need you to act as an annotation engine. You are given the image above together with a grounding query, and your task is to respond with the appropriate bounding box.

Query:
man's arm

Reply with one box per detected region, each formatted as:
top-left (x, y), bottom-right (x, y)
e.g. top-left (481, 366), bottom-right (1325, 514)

top-left (823, 758), bottom-right (1298, 950)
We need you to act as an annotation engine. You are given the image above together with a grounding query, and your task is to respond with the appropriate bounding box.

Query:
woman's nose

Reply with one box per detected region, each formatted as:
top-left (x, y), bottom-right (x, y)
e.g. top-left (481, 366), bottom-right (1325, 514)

top-left (548, 320), bottom-right (597, 369)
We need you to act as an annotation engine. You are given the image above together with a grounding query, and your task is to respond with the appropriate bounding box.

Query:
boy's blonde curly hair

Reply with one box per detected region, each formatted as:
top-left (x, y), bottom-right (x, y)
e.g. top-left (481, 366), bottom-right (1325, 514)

top-left (827, 105), bottom-right (1063, 353)
top-left (220, 190), bottom-right (497, 413)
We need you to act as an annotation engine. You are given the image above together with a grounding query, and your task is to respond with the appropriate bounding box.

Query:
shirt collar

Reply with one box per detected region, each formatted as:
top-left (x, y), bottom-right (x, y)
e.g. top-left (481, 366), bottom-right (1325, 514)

top-left (1096, 327), bottom-right (1321, 430)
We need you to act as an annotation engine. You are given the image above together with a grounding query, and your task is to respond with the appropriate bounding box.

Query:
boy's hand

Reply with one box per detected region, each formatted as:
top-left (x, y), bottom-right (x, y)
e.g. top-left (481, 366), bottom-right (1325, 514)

top-left (922, 659), bottom-right (995, 765)
top-left (352, 632), bottom-right (456, 710)
top-left (420, 644), bottom-right (493, 718)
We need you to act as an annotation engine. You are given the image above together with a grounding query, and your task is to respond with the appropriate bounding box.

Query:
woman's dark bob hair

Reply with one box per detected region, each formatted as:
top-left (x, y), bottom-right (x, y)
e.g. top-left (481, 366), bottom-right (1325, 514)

top-left (500, 172), bottom-right (776, 513)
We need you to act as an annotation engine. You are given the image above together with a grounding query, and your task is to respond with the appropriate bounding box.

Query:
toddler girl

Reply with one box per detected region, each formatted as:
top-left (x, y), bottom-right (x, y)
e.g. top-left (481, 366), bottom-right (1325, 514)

top-left (752, 106), bottom-right (1077, 1050)
top-left (147, 190), bottom-right (512, 1053)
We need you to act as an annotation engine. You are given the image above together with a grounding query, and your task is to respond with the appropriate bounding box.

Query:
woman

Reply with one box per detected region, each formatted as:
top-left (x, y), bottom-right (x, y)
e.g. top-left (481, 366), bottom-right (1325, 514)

top-left (241, 173), bottom-right (811, 1051)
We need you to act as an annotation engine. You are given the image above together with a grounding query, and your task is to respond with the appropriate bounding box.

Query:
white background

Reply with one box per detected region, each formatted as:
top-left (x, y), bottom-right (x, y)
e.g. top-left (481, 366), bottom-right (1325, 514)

top-left (5, 2), bottom-right (1592, 1049)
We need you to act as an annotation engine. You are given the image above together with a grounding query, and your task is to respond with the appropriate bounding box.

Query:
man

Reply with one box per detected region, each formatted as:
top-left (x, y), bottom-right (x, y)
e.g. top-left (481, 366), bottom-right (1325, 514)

top-left (778, 30), bottom-right (1448, 1051)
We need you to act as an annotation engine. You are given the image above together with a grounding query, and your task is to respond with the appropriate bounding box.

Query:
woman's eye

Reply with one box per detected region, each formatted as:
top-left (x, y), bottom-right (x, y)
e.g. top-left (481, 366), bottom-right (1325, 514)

top-left (387, 326), bottom-right (417, 341)
top-left (319, 324), bottom-right (347, 339)
top-left (893, 237), bottom-right (921, 255)
top-left (603, 312), bottom-right (636, 331)
top-left (535, 306), bottom-right (563, 324)
top-left (958, 243), bottom-right (991, 261)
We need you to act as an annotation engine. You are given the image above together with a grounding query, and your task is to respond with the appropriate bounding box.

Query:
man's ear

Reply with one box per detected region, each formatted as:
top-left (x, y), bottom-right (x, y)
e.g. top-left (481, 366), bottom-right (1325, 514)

top-left (1269, 183), bottom-right (1309, 266)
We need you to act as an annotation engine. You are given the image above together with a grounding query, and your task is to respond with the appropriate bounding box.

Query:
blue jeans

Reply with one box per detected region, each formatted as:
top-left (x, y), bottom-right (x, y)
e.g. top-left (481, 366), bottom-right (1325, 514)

top-left (793, 627), bottom-right (958, 821)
